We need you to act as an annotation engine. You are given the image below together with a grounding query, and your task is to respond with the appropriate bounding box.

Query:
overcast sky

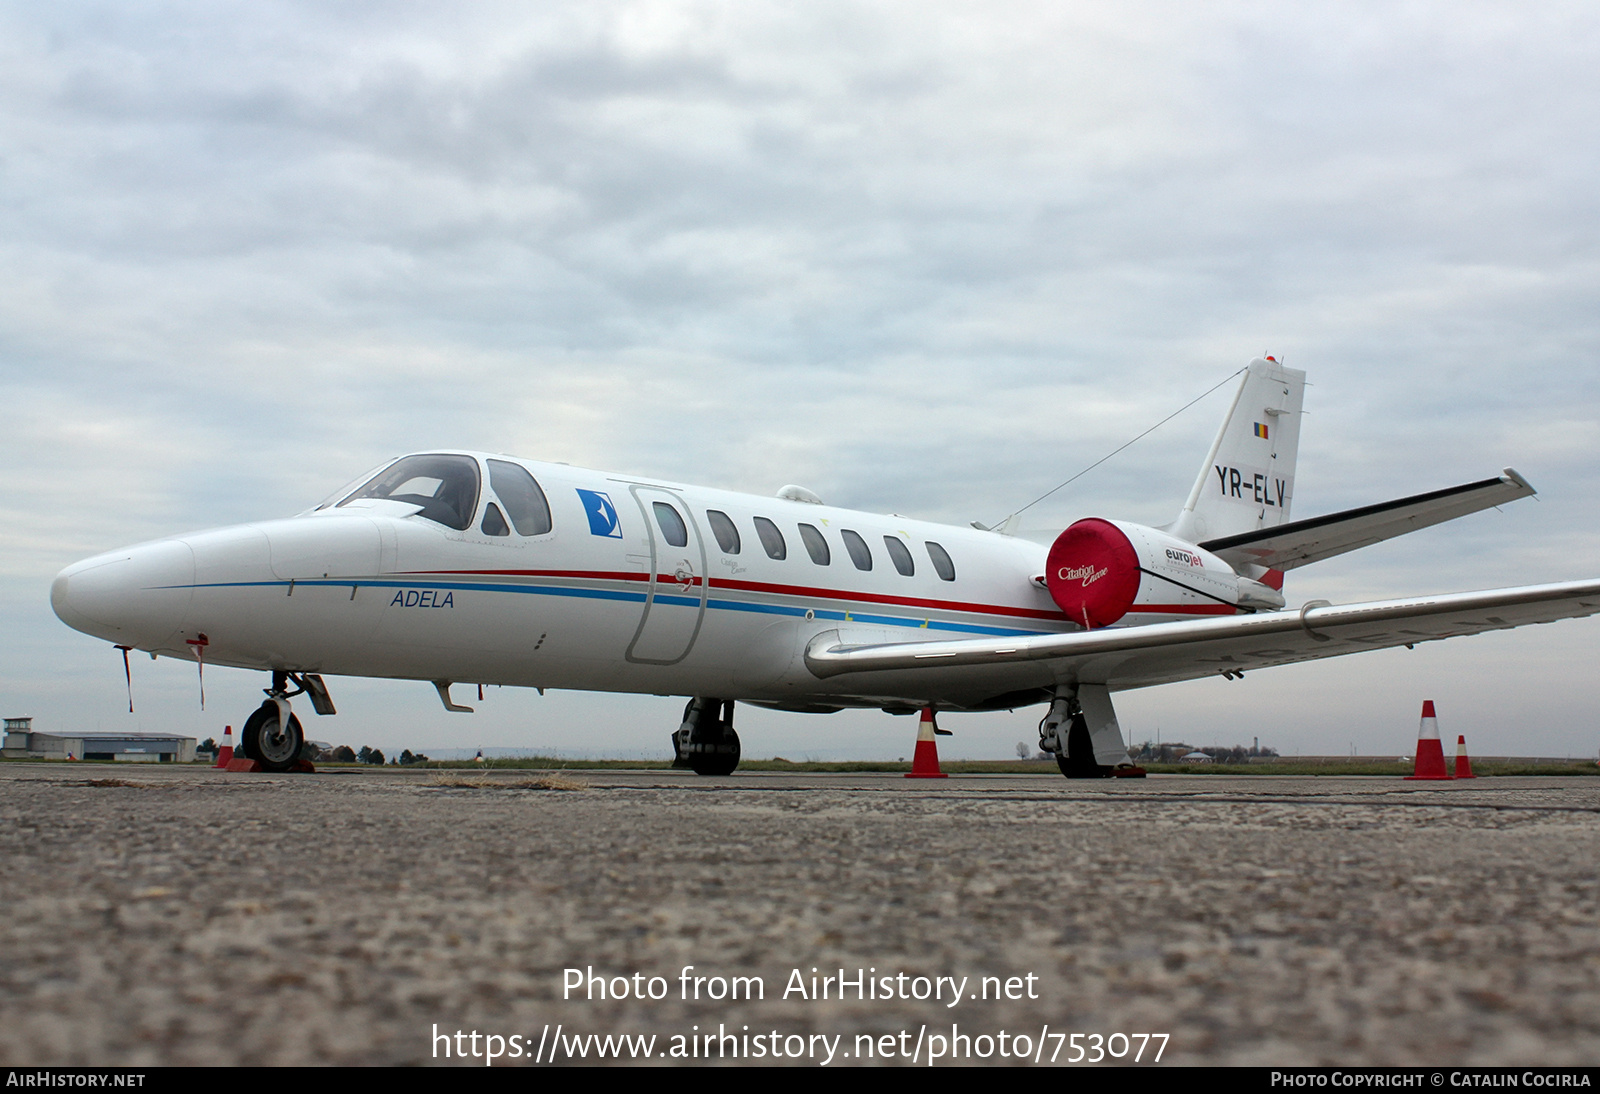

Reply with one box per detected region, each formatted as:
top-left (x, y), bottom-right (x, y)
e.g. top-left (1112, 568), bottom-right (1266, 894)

top-left (4, 2), bottom-right (1599, 761)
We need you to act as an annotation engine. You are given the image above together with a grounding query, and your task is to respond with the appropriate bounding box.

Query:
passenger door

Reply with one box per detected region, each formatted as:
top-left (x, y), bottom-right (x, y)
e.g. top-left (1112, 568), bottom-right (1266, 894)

top-left (625, 486), bottom-right (708, 664)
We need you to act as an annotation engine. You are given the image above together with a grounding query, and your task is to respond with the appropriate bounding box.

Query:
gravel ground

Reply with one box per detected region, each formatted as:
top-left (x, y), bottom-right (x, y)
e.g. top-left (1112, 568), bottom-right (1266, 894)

top-left (1, 764), bottom-right (1596, 1067)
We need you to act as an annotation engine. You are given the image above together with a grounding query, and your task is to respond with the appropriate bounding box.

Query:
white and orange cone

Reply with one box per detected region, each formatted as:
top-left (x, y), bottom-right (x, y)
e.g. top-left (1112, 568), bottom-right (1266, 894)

top-left (213, 725), bottom-right (234, 769)
top-left (1404, 700), bottom-right (1451, 780)
top-left (1453, 734), bottom-right (1476, 779)
top-left (905, 708), bottom-right (948, 779)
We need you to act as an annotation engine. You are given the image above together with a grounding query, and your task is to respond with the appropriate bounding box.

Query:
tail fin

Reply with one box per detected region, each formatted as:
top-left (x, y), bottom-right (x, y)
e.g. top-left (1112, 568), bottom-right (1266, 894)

top-left (1169, 357), bottom-right (1306, 544)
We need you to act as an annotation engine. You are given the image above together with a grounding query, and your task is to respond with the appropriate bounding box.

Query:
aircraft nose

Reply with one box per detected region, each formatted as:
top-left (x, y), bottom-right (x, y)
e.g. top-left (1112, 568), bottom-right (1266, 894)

top-left (51, 540), bottom-right (196, 647)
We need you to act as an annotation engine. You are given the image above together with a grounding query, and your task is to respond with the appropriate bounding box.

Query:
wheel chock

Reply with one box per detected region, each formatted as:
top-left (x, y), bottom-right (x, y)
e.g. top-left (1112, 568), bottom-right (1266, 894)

top-left (225, 757), bottom-right (261, 773)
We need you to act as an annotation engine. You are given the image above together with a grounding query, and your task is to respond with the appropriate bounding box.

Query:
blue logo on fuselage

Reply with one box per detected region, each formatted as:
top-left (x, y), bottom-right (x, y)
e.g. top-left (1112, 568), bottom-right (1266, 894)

top-left (577, 489), bottom-right (623, 538)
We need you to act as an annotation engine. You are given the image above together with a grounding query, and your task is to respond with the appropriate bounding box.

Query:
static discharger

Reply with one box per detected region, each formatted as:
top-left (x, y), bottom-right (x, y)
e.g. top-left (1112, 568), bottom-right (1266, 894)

top-left (1405, 700), bottom-right (1451, 781)
top-left (905, 707), bottom-right (949, 779)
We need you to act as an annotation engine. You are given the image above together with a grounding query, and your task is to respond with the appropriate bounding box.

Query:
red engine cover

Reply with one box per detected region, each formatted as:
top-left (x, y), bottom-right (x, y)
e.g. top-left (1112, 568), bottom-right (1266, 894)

top-left (1045, 518), bottom-right (1142, 628)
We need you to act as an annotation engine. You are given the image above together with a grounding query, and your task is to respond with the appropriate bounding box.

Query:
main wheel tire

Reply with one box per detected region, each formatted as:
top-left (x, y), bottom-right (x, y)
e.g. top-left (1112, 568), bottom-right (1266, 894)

top-left (1055, 712), bottom-right (1112, 779)
top-left (240, 702), bottom-right (304, 772)
top-left (688, 724), bottom-right (740, 777)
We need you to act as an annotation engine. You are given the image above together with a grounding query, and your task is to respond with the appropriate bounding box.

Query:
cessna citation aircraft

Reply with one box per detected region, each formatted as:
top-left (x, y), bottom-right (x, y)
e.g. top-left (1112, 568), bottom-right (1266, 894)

top-left (51, 358), bottom-right (1600, 776)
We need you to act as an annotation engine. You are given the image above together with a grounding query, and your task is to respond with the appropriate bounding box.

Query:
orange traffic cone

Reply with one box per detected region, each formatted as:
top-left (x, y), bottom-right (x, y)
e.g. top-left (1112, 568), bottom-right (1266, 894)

top-left (1404, 700), bottom-right (1451, 780)
top-left (905, 708), bottom-right (948, 778)
top-left (1453, 734), bottom-right (1476, 779)
top-left (213, 725), bottom-right (234, 768)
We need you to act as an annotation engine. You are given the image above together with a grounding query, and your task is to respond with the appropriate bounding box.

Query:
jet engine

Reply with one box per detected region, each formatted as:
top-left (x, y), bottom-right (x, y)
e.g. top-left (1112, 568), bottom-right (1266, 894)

top-left (1044, 518), bottom-right (1283, 628)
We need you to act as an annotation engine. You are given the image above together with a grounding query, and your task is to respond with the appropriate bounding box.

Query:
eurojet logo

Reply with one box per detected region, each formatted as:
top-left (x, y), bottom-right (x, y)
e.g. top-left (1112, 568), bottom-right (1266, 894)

top-left (1165, 548), bottom-right (1203, 568)
top-left (577, 489), bottom-right (623, 538)
top-left (1057, 565), bottom-right (1107, 587)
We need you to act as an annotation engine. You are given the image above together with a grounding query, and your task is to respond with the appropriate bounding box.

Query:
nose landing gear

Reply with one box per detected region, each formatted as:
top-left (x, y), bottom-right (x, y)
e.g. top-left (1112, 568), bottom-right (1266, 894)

top-left (237, 671), bottom-right (327, 772)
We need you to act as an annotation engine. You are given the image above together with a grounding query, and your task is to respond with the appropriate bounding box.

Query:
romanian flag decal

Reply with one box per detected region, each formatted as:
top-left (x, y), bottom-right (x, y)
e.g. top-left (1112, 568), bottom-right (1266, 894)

top-left (1253, 422), bottom-right (1269, 439)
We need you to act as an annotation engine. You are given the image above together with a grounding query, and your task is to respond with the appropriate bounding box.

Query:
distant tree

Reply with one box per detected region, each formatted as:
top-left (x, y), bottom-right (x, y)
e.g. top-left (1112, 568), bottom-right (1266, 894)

top-left (200, 737), bottom-right (217, 753)
top-left (368, 748), bottom-right (385, 766)
top-left (329, 745), bottom-right (357, 763)
top-left (1016, 742), bottom-right (1031, 760)
top-left (357, 745), bottom-right (373, 764)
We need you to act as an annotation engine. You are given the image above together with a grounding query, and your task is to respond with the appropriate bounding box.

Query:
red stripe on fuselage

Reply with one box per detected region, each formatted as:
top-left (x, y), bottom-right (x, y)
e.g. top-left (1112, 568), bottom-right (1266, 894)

top-left (403, 567), bottom-right (1069, 620)
top-left (399, 569), bottom-right (1244, 623)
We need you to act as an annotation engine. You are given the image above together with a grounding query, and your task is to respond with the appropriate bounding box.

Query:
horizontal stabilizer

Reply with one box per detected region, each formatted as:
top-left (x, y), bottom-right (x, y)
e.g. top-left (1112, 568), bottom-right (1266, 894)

top-left (804, 577), bottom-right (1600, 691)
top-left (1196, 469), bottom-right (1534, 572)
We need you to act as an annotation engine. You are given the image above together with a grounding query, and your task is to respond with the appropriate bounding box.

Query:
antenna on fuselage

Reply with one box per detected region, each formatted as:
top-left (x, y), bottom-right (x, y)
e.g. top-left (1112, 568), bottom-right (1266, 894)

top-left (981, 366), bottom-right (1246, 532)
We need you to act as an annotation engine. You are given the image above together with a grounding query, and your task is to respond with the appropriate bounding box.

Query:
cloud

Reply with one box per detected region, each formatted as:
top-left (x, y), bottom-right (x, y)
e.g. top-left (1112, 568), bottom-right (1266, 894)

top-left (5, 1), bottom-right (1600, 757)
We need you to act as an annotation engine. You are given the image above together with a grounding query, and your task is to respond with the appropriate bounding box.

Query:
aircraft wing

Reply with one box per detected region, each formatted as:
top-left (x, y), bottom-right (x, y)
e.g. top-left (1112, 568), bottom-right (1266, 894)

top-left (804, 578), bottom-right (1600, 691)
top-left (1197, 469), bottom-right (1535, 571)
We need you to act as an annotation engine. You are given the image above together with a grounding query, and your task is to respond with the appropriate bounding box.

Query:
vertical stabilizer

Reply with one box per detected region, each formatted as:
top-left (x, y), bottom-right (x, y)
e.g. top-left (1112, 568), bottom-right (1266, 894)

top-left (1169, 357), bottom-right (1305, 544)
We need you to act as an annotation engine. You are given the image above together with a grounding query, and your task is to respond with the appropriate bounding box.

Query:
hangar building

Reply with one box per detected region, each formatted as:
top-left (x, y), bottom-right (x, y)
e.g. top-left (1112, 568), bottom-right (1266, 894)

top-left (2, 717), bottom-right (197, 763)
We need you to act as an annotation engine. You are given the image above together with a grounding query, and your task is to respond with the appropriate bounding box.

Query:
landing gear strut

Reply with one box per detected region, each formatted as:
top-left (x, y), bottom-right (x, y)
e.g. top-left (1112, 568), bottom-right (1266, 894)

top-left (672, 698), bottom-right (740, 776)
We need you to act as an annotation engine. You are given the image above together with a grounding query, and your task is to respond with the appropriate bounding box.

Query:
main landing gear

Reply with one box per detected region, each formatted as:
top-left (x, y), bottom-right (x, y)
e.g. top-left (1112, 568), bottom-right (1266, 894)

top-left (1038, 684), bottom-right (1146, 780)
top-left (672, 698), bottom-right (741, 776)
top-left (238, 671), bottom-right (333, 773)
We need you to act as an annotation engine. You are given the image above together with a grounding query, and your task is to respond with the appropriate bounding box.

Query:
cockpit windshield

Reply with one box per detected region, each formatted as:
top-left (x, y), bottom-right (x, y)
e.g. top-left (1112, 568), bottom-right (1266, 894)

top-left (337, 454), bottom-right (481, 531)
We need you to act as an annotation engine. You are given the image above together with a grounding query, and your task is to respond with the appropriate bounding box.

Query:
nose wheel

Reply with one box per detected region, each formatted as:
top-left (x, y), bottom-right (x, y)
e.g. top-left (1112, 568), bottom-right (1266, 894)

top-left (240, 700), bottom-right (305, 772)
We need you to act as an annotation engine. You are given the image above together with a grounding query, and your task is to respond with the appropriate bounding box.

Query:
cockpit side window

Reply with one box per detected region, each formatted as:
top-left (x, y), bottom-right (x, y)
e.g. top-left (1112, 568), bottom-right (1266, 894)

top-left (487, 459), bottom-right (553, 536)
top-left (481, 503), bottom-right (510, 537)
top-left (339, 454), bottom-right (480, 531)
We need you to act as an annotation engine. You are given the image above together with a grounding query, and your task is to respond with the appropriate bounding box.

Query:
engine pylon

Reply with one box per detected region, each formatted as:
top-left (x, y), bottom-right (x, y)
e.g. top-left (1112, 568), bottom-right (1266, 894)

top-left (1453, 734), bottom-right (1476, 779)
top-left (1404, 700), bottom-right (1451, 780)
top-left (905, 708), bottom-right (948, 779)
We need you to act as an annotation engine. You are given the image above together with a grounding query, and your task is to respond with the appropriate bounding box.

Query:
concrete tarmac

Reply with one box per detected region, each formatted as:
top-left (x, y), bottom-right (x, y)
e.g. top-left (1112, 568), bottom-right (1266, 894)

top-left (1, 763), bottom-right (1596, 1066)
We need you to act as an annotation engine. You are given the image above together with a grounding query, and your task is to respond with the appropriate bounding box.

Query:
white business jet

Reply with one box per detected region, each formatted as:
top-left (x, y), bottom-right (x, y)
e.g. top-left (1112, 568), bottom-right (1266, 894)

top-left (51, 358), bottom-right (1600, 776)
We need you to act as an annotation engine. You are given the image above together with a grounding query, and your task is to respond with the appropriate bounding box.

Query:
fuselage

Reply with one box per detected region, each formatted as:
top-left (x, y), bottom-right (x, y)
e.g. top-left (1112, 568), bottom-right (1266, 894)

top-left (51, 451), bottom-right (1245, 712)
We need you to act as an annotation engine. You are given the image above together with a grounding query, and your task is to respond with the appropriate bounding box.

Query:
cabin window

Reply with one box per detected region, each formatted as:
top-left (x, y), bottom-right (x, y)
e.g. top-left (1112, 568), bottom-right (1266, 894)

top-left (339, 453), bottom-right (480, 531)
top-left (653, 502), bottom-right (689, 548)
top-left (706, 510), bottom-right (741, 554)
top-left (884, 535), bottom-right (915, 576)
top-left (840, 529), bottom-right (872, 571)
top-left (925, 541), bottom-right (956, 581)
top-left (753, 517), bottom-right (786, 560)
top-left (487, 459), bottom-right (552, 536)
top-left (798, 524), bottom-right (831, 565)
top-left (481, 503), bottom-right (510, 537)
